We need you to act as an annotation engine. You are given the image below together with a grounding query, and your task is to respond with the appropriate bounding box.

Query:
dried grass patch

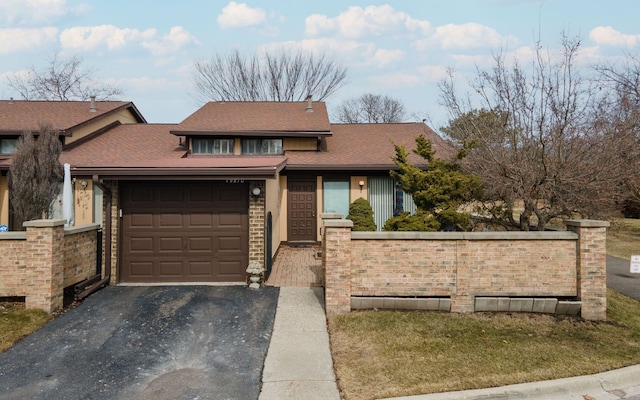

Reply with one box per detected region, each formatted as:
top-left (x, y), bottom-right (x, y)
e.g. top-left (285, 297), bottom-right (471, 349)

top-left (329, 289), bottom-right (640, 400)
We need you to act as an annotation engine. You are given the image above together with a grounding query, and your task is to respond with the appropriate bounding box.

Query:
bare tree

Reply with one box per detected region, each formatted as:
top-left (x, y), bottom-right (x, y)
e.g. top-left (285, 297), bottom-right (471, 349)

top-left (9, 124), bottom-right (63, 228)
top-left (7, 52), bottom-right (123, 101)
top-left (595, 55), bottom-right (640, 210)
top-left (439, 34), bottom-right (638, 230)
top-left (333, 93), bottom-right (406, 123)
top-left (192, 48), bottom-right (348, 103)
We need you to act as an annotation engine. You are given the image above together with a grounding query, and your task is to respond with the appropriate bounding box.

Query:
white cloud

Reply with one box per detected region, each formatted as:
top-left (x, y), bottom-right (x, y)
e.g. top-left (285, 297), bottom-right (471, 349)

top-left (262, 38), bottom-right (375, 59)
top-left (371, 49), bottom-right (405, 68)
top-left (60, 25), bottom-right (156, 51)
top-left (217, 1), bottom-right (266, 29)
top-left (0, 27), bottom-right (58, 54)
top-left (0, 0), bottom-right (88, 26)
top-left (589, 26), bottom-right (640, 47)
top-left (416, 65), bottom-right (449, 81)
top-left (415, 23), bottom-right (513, 50)
top-left (369, 71), bottom-right (423, 87)
top-left (142, 26), bottom-right (200, 57)
top-left (305, 5), bottom-right (430, 39)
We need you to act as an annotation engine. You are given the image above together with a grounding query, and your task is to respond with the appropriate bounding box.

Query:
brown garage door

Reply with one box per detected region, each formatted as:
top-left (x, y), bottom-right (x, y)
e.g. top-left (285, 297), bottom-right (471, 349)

top-left (120, 181), bottom-right (248, 283)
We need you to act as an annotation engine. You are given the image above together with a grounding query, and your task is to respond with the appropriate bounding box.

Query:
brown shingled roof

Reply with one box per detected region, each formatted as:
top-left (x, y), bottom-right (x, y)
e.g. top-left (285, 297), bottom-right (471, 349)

top-left (61, 123), bottom-right (286, 179)
top-left (61, 124), bottom-right (185, 167)
top-left (285, 122), bottom-right (454, 170)
top-left (172, 101), bottom-right (332, 136)
top-left (0, 100), bottom-right (145, 134)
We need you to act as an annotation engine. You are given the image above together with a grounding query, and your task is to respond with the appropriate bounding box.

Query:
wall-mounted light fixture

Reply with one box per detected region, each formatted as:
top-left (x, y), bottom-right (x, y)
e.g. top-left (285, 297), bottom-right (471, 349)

top-left (359, 180), bottom-right (365, 191)
top-left (80, 180), bottom-right (88, 189)
top-left (252, 187), bottom-right (262, 197)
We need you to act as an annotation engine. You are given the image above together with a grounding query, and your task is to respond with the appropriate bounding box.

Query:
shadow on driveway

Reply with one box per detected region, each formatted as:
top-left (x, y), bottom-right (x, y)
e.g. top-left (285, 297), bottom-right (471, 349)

top-left (0, 285), bottom-right (279, 400)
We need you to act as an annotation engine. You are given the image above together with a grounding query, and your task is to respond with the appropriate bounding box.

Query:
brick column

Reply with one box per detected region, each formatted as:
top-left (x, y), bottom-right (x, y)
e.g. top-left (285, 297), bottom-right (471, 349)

top-left (249, 181), bottom-right (266, 268)
top-left (451, 239), bottom-right (474, 313)
top-left (322, 219), bottom-right (353, 315)
top-left (23, 219), bottom-right (66, 313)
top-left (566, 219), bottom-right (609, 321)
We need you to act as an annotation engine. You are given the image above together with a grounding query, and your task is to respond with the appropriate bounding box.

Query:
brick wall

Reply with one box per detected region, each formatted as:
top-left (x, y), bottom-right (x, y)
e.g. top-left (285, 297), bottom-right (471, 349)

top-left (0, 233), bottom-right (26, 297)
top-left (0, 220), bottom-right (99, 313)
top-left (63, 226), bottom-right (99, 287)
top-left (322, 217), bottom-right (608, 321)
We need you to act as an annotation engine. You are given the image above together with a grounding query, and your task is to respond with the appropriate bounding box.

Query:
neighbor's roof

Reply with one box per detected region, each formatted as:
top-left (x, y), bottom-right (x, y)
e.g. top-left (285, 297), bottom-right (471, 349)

top-left (285, 122), bottom-right (454, 170)
top-left (0, 100), bottom-right (146, 134)
top-left (171, 101), bottom-right (332, 137)
top-left (61, 123), bottom-right (286, 179)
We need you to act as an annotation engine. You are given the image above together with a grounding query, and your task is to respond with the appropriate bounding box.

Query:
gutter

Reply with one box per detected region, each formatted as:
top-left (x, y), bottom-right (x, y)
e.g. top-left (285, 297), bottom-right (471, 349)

top-left (75, 176), bottom-right (112, 300)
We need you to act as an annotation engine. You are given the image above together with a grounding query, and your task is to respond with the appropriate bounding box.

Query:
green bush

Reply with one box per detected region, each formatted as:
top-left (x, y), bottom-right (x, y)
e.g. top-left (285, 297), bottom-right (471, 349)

top-left (383, 211), bottom-right (441, 232)
top-left (346, 198), bottom-right (377, 231)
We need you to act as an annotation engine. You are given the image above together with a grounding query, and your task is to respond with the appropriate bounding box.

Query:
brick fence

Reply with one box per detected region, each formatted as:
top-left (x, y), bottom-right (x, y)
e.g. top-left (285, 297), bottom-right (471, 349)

top-left (0, 219), bottom-right (99, 313)
top-left (321, 215), bottom-right (609, 321)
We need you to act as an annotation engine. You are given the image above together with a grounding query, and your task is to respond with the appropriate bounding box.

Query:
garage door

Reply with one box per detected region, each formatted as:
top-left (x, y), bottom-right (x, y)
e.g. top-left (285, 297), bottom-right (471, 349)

top-left (120, 181), bottom-right (248, 283)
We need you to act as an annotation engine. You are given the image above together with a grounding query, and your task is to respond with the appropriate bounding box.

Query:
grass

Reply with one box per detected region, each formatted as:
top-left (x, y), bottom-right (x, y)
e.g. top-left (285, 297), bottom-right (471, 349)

top-left (329, 289), bottom-right (640, 400)
top-left (0, 300), bottom-right (51, 353)
top-left (607, 218), bottom-right (640, 260)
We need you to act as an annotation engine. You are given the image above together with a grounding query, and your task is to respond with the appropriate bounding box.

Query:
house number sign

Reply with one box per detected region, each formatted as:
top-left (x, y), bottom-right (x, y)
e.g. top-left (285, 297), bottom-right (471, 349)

top-left (631, 255), bottom-right (640, 274)
top-left (225, 179), bottom-right (245, 183)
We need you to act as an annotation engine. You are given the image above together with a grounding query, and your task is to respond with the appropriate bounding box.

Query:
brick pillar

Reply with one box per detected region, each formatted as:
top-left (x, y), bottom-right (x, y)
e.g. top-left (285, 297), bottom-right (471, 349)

top-left (566, 219), bottom-right (609, 321)
top-left (249, 181), bottom-right (265, 267)
top-left (23, 219), bottom-right (66, 313)
top-left (322, 219), bottom-right (353, 315)
top-left (451, 239), bottom-right (474, 313)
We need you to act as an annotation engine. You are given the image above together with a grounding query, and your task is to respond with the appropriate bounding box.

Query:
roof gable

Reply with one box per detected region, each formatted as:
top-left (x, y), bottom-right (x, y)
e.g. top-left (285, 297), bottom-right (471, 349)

top-left (0, 100), bottom-right (146, 135)
top-left (172, 101), bottom-right (332, 136)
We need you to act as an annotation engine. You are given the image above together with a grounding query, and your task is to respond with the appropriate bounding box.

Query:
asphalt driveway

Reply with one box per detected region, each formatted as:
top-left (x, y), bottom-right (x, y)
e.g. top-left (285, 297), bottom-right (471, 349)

top-left (0, 285), bottom-right (279, 400)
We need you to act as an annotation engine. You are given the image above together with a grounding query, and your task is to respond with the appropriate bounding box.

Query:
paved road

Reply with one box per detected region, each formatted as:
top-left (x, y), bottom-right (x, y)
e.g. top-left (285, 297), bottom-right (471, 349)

top-left (0, 285), bottom-right (279, 400)
top-left (607, 255), bottom-right (640, 301)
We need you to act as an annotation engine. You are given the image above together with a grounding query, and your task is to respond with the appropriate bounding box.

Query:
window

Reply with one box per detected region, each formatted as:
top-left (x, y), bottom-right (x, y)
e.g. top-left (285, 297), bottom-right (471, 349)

top-left (192, 138), bottom-right (234, 154)
top-left (0, 138), bottom-right (18, 154)
top-left (241, 138), bottom-right (283, 155)
top-left (323, 180), bottom-right (350, 218)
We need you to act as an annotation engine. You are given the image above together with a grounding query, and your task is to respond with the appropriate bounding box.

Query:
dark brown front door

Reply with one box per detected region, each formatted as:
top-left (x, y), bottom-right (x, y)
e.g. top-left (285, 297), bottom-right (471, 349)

top-left (288, 177), bottom-right (317, 242)
top-left (120, 181), bottom-right (248, 283)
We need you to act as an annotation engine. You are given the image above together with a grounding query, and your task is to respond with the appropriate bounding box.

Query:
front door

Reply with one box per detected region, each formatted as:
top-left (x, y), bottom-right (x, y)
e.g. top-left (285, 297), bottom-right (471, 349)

top-left (288, 177), bottom-right (317, 242)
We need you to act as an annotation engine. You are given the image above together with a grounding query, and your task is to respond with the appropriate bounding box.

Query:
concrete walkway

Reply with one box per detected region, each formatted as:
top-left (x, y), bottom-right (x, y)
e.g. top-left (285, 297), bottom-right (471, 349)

top-left (259, 287), bottom-right (340, 400)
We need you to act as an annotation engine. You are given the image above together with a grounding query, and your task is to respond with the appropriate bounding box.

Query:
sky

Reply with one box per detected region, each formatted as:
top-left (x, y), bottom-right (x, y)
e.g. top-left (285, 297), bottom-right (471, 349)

top-left (0, 0), bottom-right (638, 132)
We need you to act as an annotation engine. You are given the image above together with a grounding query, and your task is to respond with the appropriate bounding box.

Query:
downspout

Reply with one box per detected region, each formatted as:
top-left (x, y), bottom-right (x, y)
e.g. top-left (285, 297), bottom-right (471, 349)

top-left (76, 176), bottom-right (112, 300)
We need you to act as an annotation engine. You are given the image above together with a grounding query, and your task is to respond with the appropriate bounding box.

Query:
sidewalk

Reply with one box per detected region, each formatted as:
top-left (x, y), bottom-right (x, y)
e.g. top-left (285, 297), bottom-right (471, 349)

top-left (383, 365), bottom-right (640, 400)
top-left (259, 287), bottom-right (340, 400)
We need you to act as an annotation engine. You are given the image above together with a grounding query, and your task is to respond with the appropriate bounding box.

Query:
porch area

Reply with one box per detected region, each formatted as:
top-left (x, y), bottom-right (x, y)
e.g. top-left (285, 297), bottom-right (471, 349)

top-left (265, 245), bottom-right (323, 287)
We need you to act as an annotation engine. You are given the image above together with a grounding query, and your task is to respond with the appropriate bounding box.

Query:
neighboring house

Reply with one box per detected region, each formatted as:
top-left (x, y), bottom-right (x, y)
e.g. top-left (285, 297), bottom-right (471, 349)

top-left (3, 99), bottom-right (452, 285)
top-left (0, 99), bottom-right (146, 230)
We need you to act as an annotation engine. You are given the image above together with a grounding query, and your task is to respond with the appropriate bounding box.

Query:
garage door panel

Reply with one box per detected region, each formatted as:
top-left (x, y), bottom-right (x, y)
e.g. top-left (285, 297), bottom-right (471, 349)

top-left (159, 237), bottom-right (183, 252)
top-left (218, 260), bottom-right (244, 277)
top-left (218, 236), bottom-right (243, 251)
top-left (219, 212), bottom-right (244, 227)
top-left (189, 237), bottom-right (213, 252)
top-left (159, 186), bottom-right (186, 203)
top-left (120, 181), bottom-right (248, 283)
top-left (189, 213), bottom-right (213, 228)
top-left (159, 214), bottom-right (183, 227)
top-left (129, 261), bottom-right (154, 278)
top-left (188, 261), bottom-right (214, 276)
top-left (158, 261), bottom-right (185, 277)
top-left (129, 214), bottom-right (154, 228)
top-left (129, 237), bottom-right (154, 252)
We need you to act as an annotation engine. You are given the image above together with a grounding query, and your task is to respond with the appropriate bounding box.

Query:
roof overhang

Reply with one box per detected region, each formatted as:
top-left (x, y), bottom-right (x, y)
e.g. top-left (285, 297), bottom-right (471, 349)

top-left (284, 163), bottom-right (429, 171)
top-left (69, 157), bottom-right (287, 180)
top-left (170, 129), bottom-right (332, 137)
